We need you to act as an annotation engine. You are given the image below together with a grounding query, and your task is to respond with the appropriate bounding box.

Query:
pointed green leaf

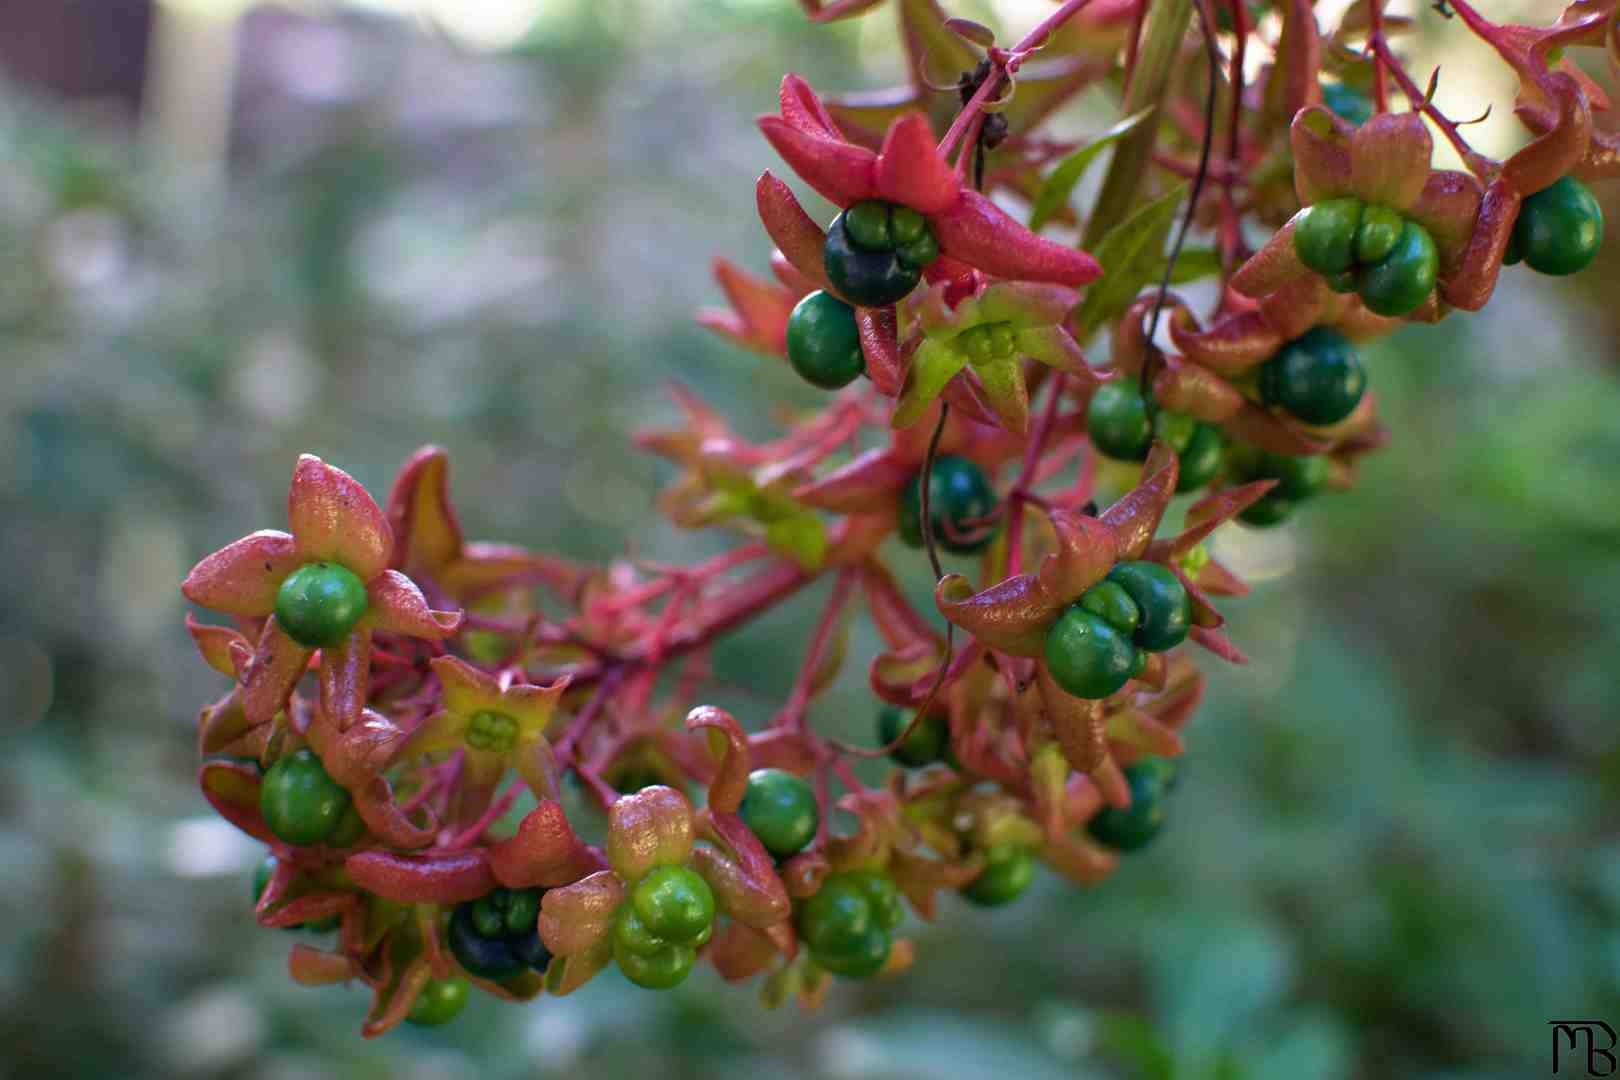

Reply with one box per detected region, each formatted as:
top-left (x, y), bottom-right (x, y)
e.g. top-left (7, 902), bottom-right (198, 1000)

top-left (1028, 109), bottom-right (1156, 232)
top-left (1160, 246), bottom-right (1222, 285)
top-left (1073, 184), bottom-right (1187, 342)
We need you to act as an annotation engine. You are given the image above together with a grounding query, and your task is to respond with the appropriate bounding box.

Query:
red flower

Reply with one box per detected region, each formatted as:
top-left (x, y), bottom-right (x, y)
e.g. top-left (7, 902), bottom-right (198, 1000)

top-left (757, 75), bottom-right (1101, 291)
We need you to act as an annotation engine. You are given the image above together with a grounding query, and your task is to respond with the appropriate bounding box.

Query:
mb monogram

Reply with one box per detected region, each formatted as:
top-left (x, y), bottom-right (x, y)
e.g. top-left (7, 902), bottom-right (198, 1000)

top-left (1551, 1020), bottom-right (1618, 1076)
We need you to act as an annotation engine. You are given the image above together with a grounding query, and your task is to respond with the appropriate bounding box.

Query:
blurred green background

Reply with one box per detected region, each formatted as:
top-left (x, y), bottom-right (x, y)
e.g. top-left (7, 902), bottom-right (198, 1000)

top-left (1, 1), bottom-right (1617, 1077)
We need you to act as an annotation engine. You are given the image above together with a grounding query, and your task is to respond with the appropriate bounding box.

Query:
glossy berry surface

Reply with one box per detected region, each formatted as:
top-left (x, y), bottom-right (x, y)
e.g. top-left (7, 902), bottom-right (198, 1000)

top-left (798, 872), bottom-right (893, 979)
top-left (877, 705), bottom-right (949, 768)
top-left (1078, 580), bottom-right (1141, 639)
top-left (1513, 175), bottom-right (1604, 276)
top-left (630, 865), bottom-right (715, 944)
top-left (612, 908), bottom-right (697, 990)
top-left (1086, 380), bottom-right (1151, 461)
top-left (1044, 607), bottom-right (1137, 699)
top-left (274, 562), bottom-right (368, 648)
top-left (1354, 205), bottom-right (1404, 266)
top-left (785, 290), bottom-right (865, 390)
top-left (738, 767), bottom-right (819, 857)
top-left (260, 749), bottom-right (351, 846)
top-left (843, 869), bottom-right (905, 931)
top-left (1238, 494), bottom-right (1295, 527)
top-left (1357, 220), bottom-right (1437, 317)
top-left (1259, 327), bottom-right (1366, 426)
top-left (962, 844), bottom-right (1036, 906)
top-left (898, 455), bottom-right (996, 554)
top-left (1293, 196), bottom-right (1361, 276)
top-left (1086, 758), bottom-right (1177, 851)
top-left (449, 904), bottom-right (525, 978)
top-left (406, 978), bottom-right (469, 1026)
top-left (1175, 423), bottom-right (1225, 493)
top-left (1106, 561), bottom-right (1191, 652)
top-left (823, 210), bottom-right (924, 308)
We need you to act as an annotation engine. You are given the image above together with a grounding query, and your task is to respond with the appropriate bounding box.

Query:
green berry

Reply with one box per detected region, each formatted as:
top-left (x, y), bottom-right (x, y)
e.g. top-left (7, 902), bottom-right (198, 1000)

top-left (738, 768), bottom-right (819, 858)
top-left (1175, 423), bottom-right (1224, 493)
top-left (274, 562), bottom-right (368, 648)
top-left (1357, 220), bottom-right (1437, 317)
top-left (1258, 327), bottom-right (1366, 426)
top-left (824, 211), bottom-right (922, 308)
top-left (786, 290), bottom-right (865, 390)
top-left (898, 455), bottom-right (996, 555)
top-left (1078, 580), bottom-right (1141, 638)
top-left (406, 978), bottom-right (469, 1026)
top-left (896, 229), bottom-right (939, 271)
top-left (843, 869), bottom-right (905, 931)
top-left (1324, 269), bottom-right (1359, 294)
top-left (1513, 175), bottom-right (1603, 276)
top-left (798, 874), bottom-right (875, 956)
top-left (449, 903), bottom-right (524, 978)
top-left (325, 802), bottom-right (368, 849)
top-left (1086, 380), bottom-right (1152, 462)
top-left (1354, 205), bottom-right (1404, 265)
top-left (878, 705), bottom-right (949, 768)
top-left (962, 844), bottom-right (1035, 906)
top-left (1152, 410), bottom-right (1197, 454)
top-left (844, 200), bottom-right (892, 250)
top-left (1238, 493), bottom-right (1295, 527)
top-left (1086, 759), bottom-right (1176, 851)
top-left (814, 924), bottom-right (892, 978)
top-left (1106, 561), bottom-right (1191, 653)
top-left (260, 748), bottom-right (351, 846)
top-left (1321, 82), bottom-right (1372, 127)
top-left (1044, 608), bottom-right (1137, 699)
top-left (615, 937), bottom-right (696, 989)
top-left (469, 887), bottom-right (541, 938)
top-left (630, 865), bottom-right (715, 945)
top-left (1293, 196), bottom-right (1362, 277)
top-left (1257, 451), bottom-right (1330, 501)
top-left (890, 205), bottom-right (928, 245)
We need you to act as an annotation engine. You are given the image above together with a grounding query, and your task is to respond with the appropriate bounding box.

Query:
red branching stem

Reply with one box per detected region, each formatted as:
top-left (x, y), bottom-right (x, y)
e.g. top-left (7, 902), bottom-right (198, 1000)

top-left (591, 542), bottom-right (771, 618)
top-left (1369, 36), bottom-right (1495, 180)
top-left (1006, 372), bottom-right (1067, 577)
top-left (1368, 0), bottom-right (1390, 113)
top-left (777, 567), bottom-right (859, 731)
top-left (446, 782), bottom-right (523, 849)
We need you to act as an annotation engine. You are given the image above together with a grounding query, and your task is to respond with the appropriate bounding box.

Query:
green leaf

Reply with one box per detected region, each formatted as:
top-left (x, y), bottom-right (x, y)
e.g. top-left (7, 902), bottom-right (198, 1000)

top-left (1092, 1011), bottom-right (1176, 1080)
top-left (1073, 184), bottom-right (1187, 342)
top-left (1161, 246), bottom-right (1222, 285)
top-left (1028, 109), bottom-right (1155, 232)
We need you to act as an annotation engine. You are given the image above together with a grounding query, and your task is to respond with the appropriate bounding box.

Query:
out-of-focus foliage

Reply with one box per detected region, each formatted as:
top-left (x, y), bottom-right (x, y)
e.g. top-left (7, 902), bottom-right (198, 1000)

top-left (1, 2), bottom-right (1618, 1078)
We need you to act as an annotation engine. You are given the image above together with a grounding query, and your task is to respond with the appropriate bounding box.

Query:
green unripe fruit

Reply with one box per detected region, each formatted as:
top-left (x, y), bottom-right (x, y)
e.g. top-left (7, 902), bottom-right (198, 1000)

top-left (1106, 561), bottom-right (1191, 652)
top-left (843, 869), bottom-right (905, 931)
top-left (1513, 175), bottom-right (1604, 276)
top-left (1354, 205), bottom-right (1404, 265)
top-left (325, 803), bottom-right (368, 849)
top-left (1321, 82), bottom-right (1372, 127)
top-left (798, 875), bottom-right (875, 956)
top-left (1259, 327), bottom-right (1366, 426)
top-left (962, 844), bottom-right (1036, 906)
top-left (260, 748), bottom-right (351, 846)
top-left (1293, 196), bottom-right (1362, 276)
top-left (611, 908), bottom-right (697, 990)
top-left (1325, 268), bottom-right (1359, 294)
top-left (843, 200), bottom-right (893, 250)
top-left (785, 290), bottom-right (865, 390)
top-left (630, 865), bottom-right (715, 945)
top-left (469, 887), bottom-right (541, 939)
top-left (1086, 380), bottom-right (1152, 462)
top-left (1044, 608), bottom-right (1138, 699)
top-left (739, 768), bottom-right (819, 858)
top-left (1086, 758), bottom-right (1176, 851)
top-left (1261, 451), bottom-right (1330, 501)
top-left (877, 705), bottom-right (949, 768)
top-left (1238, 493), bottom-right (1295, 527)
top-left (898, 455), bottom-right (996, 555)
top-left (1151, 410), bottom-right (1198, 454)
top-left (896, 229), bottom-right (939, 271)
top-left (449, 903), bottom-right (524, 978)
top-left (1078, 580), bottom-right (1141, 638)
top-left (1175, 423), bottom-right (1224, 493)
top-left (824, 212), bottom-right (922, 308)
top-left (1357, 220), bottom-right (1437, 317)
top-left (406, 978), bottom-right (469, 1026)
top-left (274, 562), bottom-right (368, 648)
top-left (813, 924), bottom-right (892, 978)
top-left (890, 205), bottom-right (928, 246)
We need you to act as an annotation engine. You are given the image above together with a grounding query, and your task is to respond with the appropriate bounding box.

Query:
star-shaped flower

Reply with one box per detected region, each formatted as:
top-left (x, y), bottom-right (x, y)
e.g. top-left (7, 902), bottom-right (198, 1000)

top-left (182, 455), bottom-right (464, 732)
top-left (892, 277), bottom-right (1094, 431)
top-left (395, 656), bottom-right (571, 829)
top-left (757, 75), bottom-right (1101, 292)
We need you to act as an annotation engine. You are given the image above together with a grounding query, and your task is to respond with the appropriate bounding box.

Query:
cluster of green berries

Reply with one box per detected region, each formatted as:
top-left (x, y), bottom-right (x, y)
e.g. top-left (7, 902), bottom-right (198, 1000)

top-left (797, 868), bottom-right (906, 977)
top-left (1226, 444), bottom-right (1331, 527)
top-left (823, 199), bottom-right (939, 308)
top-left (738, 768), bottom-right (820, 859)
top-left (1086, 758), bottom-right (1178, 851)
top-left (449, 887), bottom-right (551, 980)
top-left (406, 978), bottom-right (470, 1027)
top-left (1045, 561), bottom-right (1191, 700)
top-left (876, 705), bottom-right (951, 769)
top-left (1293, 195), bottom-right (1438, 317)
top-left (897, 454), bottom-right (997, 555)
top-left (961, 843), bottom-right (1036, 906)
top-left (259, 748), bottom-right (366, 848)
top-left (1086, 381), bottom-right (1224, 493)
top-left (613, 864), bottom-right (717, 989)
top-left (1504, 175), bottom-right (1604, 276)
top-left (275, 562), bottom-right (368, 648)
top-left (1257, 326), bottom-right (1366, 426)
